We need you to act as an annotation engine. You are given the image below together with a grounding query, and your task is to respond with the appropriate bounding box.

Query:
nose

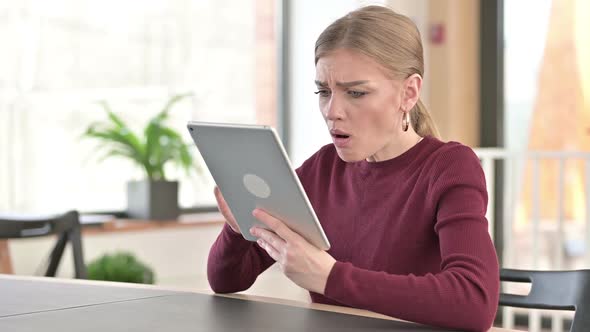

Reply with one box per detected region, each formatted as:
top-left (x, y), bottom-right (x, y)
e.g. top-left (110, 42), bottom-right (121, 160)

top-left (323, 94), bottom-right (344, 121)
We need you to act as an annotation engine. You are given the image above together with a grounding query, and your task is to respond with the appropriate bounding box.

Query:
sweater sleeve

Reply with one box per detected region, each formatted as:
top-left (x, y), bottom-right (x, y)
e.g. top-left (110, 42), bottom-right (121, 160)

top-left (207, 223), bottom-right (275, 293)
top-left (322, 145), bottom-right (500, 332)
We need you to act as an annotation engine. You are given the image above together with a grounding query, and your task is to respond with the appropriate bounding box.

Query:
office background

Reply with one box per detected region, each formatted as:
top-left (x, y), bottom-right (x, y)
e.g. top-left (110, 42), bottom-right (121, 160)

top-left (1, 0), bottom-right (589, 330)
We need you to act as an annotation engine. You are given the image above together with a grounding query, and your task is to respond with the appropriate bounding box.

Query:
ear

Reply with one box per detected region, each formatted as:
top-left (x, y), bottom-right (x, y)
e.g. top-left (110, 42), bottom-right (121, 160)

top-left (402, 74), bottom-right (422, 110)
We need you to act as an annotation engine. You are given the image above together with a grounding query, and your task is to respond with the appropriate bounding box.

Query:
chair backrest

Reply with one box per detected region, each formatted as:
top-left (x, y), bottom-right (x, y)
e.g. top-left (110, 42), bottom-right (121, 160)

top-left (500, 268), bottom-right (590, 332)
top-left (0, 211), bottom-right (78, 238)
top-left (0, 210), bottom-right (87, 279)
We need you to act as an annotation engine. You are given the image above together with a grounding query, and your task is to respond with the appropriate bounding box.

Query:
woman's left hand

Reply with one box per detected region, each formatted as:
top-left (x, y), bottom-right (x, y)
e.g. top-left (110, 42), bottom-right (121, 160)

top-left (250, 208), bottom-right (336, 295)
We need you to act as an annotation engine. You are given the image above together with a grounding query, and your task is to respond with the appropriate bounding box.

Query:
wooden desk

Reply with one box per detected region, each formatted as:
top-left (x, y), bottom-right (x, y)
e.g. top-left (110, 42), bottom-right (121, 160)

top-left (0, 275), bottom-right (515, 331)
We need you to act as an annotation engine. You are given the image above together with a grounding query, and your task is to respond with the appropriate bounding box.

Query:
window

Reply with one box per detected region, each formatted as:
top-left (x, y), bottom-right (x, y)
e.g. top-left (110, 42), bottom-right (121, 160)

top-left (0, 0), bottom-right (277, 213)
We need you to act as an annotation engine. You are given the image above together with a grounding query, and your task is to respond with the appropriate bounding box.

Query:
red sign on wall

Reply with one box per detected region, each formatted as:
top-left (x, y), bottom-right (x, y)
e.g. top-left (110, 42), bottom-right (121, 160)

top-left (429, 23), bottom-right (445, 45)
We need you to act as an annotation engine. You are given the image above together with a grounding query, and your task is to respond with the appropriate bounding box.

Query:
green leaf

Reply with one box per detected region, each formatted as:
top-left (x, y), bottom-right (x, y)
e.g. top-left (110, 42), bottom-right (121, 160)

top-left (81, 93), bottom-right (199, 181)
top-left (87, 251), bottom-right (155, 284)
top-left (159, 92), bottom-right (193, 116)
top-left (86, 129), bottom-right (144, 164)
top-left (95, 148), bottom-right (137, 164)
top-left (107, 111), bottom-right (127, 129)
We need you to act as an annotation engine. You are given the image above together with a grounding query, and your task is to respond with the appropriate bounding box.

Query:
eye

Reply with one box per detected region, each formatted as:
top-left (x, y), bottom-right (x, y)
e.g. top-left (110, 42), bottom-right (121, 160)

top-left (348, 90), bottom-right (367, 98)
top-left (314, 89), bottom-right (331, 97)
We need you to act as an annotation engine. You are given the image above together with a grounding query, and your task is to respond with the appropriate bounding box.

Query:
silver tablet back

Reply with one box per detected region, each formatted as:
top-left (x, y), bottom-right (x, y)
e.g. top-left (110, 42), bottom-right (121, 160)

top-left (187, 122), bottom-right (330, 250)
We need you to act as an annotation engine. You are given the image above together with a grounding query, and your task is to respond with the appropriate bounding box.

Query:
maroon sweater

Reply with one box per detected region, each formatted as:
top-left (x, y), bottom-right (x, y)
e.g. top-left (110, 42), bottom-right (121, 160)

top-left (207, 136), bottom-right (499, 331)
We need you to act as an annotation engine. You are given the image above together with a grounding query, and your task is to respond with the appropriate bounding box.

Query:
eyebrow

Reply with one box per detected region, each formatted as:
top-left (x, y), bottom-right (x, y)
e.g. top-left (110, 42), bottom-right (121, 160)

top-left (314, 80), bottom-right (370, 88)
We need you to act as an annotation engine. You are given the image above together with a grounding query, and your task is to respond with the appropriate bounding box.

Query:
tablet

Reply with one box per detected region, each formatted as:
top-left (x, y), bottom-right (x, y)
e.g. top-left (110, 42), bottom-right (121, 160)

top-left (187, 121), bottom-right (330, 250)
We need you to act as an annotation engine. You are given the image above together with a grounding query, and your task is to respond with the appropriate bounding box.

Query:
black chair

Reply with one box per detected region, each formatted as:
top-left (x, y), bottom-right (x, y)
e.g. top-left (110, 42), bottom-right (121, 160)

top-left (0, 210), bottom-right (86, 279)
top-left (500, 268), bottom-right (590, 332)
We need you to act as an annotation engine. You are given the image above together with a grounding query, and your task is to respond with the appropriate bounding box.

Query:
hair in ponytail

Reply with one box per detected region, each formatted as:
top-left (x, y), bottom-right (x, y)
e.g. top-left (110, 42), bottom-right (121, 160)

top-left (411, 99), bottom-right (441, 138)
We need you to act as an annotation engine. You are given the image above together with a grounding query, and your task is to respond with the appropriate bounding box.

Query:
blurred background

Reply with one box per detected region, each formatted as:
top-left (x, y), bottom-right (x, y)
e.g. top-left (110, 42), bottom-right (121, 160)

top-left (0, 0), bottom-right (588, 330)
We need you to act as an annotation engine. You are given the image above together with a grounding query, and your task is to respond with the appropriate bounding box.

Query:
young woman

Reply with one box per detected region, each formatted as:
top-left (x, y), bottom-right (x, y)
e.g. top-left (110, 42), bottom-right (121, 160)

top-left (207, 6), bottom-right (499, 331)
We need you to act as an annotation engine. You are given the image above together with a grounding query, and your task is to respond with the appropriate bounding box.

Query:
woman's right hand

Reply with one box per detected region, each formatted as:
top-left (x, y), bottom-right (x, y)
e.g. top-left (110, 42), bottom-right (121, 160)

top-left (214, 186), bottom-right (241, 234)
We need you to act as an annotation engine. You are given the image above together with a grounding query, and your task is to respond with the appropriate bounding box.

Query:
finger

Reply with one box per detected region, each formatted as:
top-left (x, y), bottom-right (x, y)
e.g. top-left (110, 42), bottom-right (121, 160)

top-left (214, 187), bottom-right (236, 223)
top-left (213, 189), bottom-right (231, 220)
top-left (214, 187), bottom-right (240, 232)
top-left (251, 226), bottom-right (286, 251)
top-left (214, 186), bottom-right (227, 209)
top-left (213, 187), bottom-right (225, 211)
top-left (252, 209), bottom-right (299, 243)
top-left (257, 239), bottom-right (280, 262)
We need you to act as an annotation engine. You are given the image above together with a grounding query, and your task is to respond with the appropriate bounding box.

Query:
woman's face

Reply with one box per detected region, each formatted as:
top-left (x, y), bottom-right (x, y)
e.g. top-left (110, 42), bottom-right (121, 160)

top-left (315, 48), bottom-right (417, 162)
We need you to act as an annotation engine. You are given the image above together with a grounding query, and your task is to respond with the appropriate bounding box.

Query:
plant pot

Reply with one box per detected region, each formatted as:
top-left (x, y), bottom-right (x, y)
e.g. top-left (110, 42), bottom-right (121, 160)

top-left (126, 180), bottom-right (179, 220)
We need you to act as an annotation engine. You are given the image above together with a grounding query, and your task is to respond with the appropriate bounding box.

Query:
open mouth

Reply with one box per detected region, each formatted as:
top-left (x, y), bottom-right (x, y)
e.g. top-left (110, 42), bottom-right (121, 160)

top-left (330, 129), bottom-right (351, 138)
top-left (332, 134), bottom-right (350, 139)
top-left (330, 129), bottom-right (352, 147)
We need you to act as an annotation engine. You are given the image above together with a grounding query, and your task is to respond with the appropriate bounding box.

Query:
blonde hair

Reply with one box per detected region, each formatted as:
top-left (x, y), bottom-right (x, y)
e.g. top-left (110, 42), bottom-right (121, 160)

top-left (315, 5), bottom-right (440, 139)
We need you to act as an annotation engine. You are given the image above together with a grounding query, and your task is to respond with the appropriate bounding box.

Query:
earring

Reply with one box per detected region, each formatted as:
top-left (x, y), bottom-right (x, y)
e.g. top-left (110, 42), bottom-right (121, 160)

top-left (401, 111), bottom-right (410, 132)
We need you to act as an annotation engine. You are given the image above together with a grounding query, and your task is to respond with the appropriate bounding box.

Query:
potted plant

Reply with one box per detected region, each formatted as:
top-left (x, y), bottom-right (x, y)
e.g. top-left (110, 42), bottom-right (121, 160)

top-left (87, 251), bottom-right (155, 284)
top-left (83, 93), bottom-right (197, 220)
